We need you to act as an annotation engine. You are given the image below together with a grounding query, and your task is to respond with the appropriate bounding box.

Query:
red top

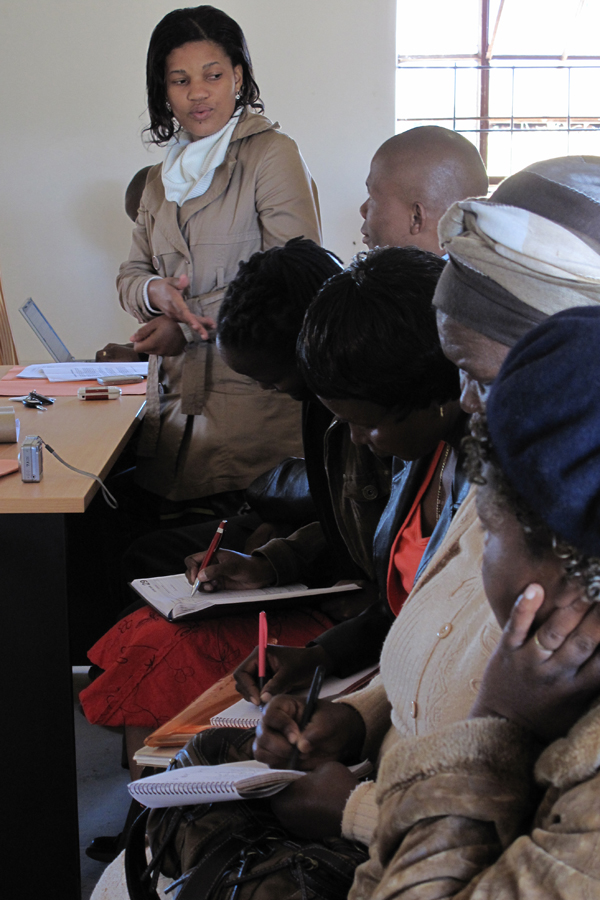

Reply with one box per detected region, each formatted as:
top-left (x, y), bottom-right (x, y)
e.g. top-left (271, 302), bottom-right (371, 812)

top-left (386, 442), bottom-right (446, 617)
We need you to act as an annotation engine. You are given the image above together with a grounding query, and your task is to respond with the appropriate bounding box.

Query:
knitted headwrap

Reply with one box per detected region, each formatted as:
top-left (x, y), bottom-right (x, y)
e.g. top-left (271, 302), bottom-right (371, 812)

top-left (433, 156), bottom-right (600, 347)
top-left (487, 306), bottom-right (600, 557)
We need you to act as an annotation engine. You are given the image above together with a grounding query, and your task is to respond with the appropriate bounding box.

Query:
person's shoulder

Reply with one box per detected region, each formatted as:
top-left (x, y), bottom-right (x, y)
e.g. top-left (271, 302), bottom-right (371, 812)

top-left (233, 108), bottom-right (277, 139)
top-left (144, 162), bottom-right (164, 185)
top-left (234, 110), bottom-right (300, 154)
top-left (140, 163), bottom-right (166, 212)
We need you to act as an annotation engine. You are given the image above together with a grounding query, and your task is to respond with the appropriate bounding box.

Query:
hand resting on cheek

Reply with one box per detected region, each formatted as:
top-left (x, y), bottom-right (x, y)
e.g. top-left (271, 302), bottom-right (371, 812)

top-left (471, 583), bottom-right (600, 743)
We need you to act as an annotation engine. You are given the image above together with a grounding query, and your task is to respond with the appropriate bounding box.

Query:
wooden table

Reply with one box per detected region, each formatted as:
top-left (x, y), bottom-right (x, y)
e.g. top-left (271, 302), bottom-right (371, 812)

top-left (0, 366), bottom-right (145, 899)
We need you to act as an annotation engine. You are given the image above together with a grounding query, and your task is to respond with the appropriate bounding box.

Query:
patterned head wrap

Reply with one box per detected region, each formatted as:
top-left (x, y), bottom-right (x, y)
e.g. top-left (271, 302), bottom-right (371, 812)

top-left (433, 156), bottom-right (600, 347)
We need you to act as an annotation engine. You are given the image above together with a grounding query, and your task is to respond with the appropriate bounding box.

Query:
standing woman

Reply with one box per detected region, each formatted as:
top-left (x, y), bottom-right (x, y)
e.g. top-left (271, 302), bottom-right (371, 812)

top-left (119, 5), bottom-right (320, 519)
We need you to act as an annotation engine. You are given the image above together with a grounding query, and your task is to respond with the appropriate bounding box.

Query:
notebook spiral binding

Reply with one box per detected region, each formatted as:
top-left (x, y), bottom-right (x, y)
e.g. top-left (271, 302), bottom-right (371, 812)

top-left (133, 780), bottom-right (237, 797)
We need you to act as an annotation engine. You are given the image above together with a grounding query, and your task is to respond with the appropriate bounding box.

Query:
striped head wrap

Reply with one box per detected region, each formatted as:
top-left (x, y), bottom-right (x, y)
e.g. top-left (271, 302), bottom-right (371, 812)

top-left (433, 156), bottom-right (600, 347)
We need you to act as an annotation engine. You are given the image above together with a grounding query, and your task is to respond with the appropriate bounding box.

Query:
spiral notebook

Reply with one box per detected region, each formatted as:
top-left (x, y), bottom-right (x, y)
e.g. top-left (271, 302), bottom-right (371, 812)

top-left (209, 665), bottom-right (378, 729)
top-left (128, 759), bottom-right (372, 808)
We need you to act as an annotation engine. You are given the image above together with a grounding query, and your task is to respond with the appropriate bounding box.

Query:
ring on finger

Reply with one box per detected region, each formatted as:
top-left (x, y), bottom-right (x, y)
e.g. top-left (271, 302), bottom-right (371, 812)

top-left (533, 631), bottom-right (553, 654)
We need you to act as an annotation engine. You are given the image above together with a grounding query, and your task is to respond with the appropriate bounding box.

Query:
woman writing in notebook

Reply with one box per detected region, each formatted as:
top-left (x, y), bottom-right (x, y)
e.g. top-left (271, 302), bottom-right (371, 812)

top-left (227, 246), bottom-right (470, 705)
top-left (82, 245), bottom-right (467, 748)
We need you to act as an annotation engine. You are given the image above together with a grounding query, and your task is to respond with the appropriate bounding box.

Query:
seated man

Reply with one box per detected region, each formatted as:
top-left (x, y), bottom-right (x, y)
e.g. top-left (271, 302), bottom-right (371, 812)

top-left (359, 125), bottom-right (488, 253)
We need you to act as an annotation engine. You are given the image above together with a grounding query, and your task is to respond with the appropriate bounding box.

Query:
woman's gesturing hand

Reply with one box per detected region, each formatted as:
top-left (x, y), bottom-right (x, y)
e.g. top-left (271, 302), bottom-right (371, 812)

top-left (234, 644), bottom-right (334, 706)
top-left (253, 696), bottom-right (366, 770)
top-left (147, 275), bottom-right (216, 339)
top-left (183, 548), bottom-right (276, 592)
top-left (471, 583), bottom-right (600, 742)
top-left (130, 315), bottom-right (187, 356)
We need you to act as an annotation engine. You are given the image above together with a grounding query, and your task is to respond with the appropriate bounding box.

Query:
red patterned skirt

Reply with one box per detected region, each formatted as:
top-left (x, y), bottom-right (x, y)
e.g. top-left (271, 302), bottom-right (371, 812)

top-left (80, 606), bottom-right (333, 728)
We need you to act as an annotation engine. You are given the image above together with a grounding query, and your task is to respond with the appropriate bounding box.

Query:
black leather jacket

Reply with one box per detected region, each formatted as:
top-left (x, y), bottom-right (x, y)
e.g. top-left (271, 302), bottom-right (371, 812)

top-left (254, 399), bottom-right (392, 587)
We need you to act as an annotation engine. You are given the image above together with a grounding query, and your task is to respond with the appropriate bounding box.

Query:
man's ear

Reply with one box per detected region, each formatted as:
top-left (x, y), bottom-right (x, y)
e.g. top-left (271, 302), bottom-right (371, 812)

top-left (409, 201), bottom-right (426, 235)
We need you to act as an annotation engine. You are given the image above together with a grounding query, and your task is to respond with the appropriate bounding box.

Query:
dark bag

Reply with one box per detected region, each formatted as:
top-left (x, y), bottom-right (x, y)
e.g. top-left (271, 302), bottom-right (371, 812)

top-left (245, 458), bottom-right (318, 528)
top-left (125, 727), bottom-right (368, 900)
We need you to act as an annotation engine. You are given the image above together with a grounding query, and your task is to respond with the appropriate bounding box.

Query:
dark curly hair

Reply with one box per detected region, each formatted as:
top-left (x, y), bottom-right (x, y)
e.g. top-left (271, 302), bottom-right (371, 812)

top-left (216, 238), bottom-right (342, 365)
top-left (297, 246), bottom-right (459, 411)
top-left (145, 5), bottom-right (263, 145)
top-left (465, 413), bottom-right (600, 601)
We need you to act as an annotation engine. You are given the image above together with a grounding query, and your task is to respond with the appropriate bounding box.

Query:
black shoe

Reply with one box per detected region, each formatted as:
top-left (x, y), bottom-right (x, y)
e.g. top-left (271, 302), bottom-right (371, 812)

top-left (85, 833), bottom-right (123, 863)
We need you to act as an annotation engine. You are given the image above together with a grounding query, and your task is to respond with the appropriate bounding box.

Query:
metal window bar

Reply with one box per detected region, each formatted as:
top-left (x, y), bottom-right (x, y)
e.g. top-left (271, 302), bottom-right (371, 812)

top-left (396, 63), bottom-right (600, 180)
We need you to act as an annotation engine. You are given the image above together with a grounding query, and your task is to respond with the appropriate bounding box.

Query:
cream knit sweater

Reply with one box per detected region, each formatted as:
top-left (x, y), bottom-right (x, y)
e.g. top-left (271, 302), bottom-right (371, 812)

top-left (339, 487), bottom-right (502, 845)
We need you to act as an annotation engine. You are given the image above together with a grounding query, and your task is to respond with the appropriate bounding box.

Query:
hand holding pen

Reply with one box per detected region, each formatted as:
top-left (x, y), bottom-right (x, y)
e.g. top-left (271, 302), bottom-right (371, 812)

top-left (253, 688), bottom-right (365, 771)
top-left (190, 519), bottom-right (227, 596)
top-left (288, 665), bottom-right (326, 770)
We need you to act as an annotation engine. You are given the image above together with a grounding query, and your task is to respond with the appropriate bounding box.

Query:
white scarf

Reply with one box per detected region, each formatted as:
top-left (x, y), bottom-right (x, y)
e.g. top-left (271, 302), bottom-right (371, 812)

top-left (161, 109), bottom-right (241, 207)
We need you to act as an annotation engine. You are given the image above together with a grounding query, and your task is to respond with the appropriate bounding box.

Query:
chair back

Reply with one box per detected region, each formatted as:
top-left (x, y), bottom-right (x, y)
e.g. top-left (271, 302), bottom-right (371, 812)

top-left (0, 266), bottom-right (18, 365)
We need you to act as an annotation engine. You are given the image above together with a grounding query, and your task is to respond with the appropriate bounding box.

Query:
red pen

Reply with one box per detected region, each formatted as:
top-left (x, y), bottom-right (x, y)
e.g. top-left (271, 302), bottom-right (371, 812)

top-left (190, 519), bottom-right (227, 595)
top-left (258, 610), bottom-right (268, 698)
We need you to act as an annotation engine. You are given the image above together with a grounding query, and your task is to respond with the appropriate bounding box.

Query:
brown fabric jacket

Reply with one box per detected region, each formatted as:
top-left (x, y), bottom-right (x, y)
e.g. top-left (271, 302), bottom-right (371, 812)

top-left (117, 110), bottom-right (321, 500)
top-left (350, 702), bottom-right (600, 900)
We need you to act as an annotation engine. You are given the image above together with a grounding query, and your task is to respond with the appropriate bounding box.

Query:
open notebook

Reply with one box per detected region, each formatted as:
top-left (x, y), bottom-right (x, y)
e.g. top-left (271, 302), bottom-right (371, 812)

top-left (128, 759), bottom-right (372, 808)
top-left (145, 666), bottom-right (379, 748)
top-left (210, 665), bottom-right (378, 729)
top-left (131, 573), bottom-right (361, 622)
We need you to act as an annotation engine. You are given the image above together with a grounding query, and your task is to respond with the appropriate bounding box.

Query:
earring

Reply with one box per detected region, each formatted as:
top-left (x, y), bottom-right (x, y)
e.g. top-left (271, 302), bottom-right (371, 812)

top-left (439, 405), bottom-right (444, 418)
top-left (235, 92), bottom-right (241, 100)
top-left (166, 100), bottom-right (172, 113)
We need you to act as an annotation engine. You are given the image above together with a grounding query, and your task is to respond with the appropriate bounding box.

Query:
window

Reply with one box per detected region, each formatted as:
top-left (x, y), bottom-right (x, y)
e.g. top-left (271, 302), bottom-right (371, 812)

top-left (396, 0), bottom-right (600, 182)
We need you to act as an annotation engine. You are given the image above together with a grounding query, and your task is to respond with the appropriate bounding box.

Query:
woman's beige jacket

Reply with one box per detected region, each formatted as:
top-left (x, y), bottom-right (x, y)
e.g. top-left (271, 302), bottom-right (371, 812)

top-left (350, 701), bottom-right (600, 900)
top-left (118, 110), bottom-right (321, 500)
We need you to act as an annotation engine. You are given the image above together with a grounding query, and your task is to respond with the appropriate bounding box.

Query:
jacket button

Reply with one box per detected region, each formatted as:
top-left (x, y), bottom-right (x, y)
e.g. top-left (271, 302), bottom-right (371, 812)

top-left (362, 485), bottom-right (378, 500)
top-left (410, 701), bottom-right (418, 718)
top-left (437, 623), bottom-right (453, 638)
top-left (151, 255), bottom-right (160, 271)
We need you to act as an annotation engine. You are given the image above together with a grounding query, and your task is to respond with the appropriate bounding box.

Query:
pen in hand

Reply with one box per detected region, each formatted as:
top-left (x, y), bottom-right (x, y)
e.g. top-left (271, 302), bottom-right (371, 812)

top-left (190, 519), bottom-right (227, 596)
top-left (288, 664), bottom-right (326, 770)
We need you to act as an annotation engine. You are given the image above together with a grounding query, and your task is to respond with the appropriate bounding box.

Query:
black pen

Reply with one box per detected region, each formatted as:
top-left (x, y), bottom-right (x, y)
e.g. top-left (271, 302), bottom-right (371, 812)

top-left (288, 664), bottom-right (326, 770)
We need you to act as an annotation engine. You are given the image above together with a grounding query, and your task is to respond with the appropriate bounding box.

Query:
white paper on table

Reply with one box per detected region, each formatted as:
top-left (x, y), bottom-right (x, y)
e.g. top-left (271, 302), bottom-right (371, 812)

top-left (17, 362), bottom-right (149, 382)
top-left (16, 365), bottom-right (48, 379)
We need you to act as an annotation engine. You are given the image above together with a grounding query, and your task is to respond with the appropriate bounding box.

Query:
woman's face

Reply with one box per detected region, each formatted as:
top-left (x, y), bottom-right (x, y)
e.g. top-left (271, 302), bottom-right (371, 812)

top-left (436, 311), bottom-right (510, 415)
top-left (165, 40), bottom-right (242, 140)
top-left (318, 397), bottom-right (446, 460)
top-left (476, 476), bottom-right (581, 628)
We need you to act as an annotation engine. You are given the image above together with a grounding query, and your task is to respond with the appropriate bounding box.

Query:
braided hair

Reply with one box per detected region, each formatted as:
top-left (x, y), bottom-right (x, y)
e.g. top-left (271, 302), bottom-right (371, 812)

top-left (217, 238), bottom-right (342, 365)
top-left (298, 246), bottom-right (459, 410)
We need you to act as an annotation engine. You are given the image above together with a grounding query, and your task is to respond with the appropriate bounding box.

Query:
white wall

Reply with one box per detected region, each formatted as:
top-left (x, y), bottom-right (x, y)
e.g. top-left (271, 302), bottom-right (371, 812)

top-left (0, 0), bottom-right (396, 362)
